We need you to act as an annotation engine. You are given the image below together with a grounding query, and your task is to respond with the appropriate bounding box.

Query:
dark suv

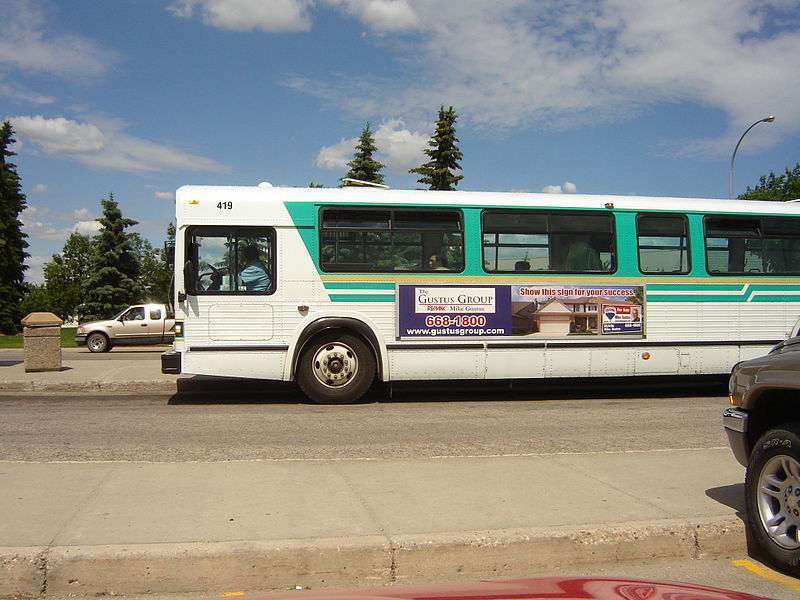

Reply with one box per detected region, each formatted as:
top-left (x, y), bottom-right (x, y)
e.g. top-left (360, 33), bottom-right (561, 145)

top-left (724, 336), bottom-right (800, 575)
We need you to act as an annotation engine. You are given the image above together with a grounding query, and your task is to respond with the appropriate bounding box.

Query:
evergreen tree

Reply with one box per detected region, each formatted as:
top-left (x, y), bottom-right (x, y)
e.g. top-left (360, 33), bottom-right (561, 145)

top-left (42, 232), bottom-right (94, 322)
top-left (739, 163), bottom-right (800, 202)
top-left (81, 194), bottom-right (143, 320)
top-left (410, 106), bottom-right (464, 191)
top-left (343, 123), bottom-right (385, 185)
top-left (0, 121), bottom-right (30, 334)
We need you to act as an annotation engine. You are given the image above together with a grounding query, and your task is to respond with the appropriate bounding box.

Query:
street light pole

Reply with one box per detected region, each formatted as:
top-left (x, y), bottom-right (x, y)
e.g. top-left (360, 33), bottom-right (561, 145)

top-left (728, 115), bottom-right (775, 199)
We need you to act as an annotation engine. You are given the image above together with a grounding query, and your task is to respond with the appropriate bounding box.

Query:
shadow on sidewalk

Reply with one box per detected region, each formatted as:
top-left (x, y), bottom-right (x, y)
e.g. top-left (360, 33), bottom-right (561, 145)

top-left (706, 482), bottom-right (744, 513)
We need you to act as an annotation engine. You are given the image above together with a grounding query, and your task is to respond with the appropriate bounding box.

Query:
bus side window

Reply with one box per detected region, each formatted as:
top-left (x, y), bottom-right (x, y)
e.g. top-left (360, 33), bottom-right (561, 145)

top-left (482, 209), bottom-right (614, 273)
top-left (637, 214), bottom-right (689, 274)
top-left (185, 226), bottom-right (275, 293)
top-left (319, 207), bottom-right (464, 273)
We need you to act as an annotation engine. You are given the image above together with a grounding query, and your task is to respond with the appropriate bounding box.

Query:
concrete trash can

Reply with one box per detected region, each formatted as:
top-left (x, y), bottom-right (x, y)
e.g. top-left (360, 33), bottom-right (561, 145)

top-left (21, 312), bottom-right (64, 372)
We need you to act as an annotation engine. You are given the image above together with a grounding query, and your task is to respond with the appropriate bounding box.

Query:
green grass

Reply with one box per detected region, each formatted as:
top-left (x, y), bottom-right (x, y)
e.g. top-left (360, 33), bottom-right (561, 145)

top-left (0, 327), bottom-right (78, 348)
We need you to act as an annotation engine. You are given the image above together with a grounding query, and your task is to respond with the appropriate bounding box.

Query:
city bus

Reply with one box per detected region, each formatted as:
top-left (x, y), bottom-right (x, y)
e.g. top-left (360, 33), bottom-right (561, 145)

top-left (161, 182), bottom-right (800, 404)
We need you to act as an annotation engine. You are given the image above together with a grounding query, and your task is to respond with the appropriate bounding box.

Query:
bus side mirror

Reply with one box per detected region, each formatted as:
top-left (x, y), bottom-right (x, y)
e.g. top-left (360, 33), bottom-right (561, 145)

top-left (183, 260), bottom-right (196, 296)
top-left (164, 241), bottom-right (175, 267)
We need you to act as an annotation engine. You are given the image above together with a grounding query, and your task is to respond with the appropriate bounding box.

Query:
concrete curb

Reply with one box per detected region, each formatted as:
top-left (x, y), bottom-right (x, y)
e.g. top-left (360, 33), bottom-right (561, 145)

top-left (2, 516), bottom-right (745, 597)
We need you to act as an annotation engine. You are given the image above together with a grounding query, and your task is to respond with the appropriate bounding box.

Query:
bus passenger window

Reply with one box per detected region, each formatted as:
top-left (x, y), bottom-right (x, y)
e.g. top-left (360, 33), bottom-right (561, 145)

top-left (637, 214), bottom-right (689, 274)
top-left (704, 216), bottom-right (800, 275)
top-left (482, 209), bottom-right (614, 273)
top-left (320, 207), bottom-right (463, 273)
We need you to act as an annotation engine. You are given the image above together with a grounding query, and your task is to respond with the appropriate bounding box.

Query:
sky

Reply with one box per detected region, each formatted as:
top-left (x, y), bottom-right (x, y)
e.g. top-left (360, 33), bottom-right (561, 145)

top-left (2, 0), bottom-right (799, 284)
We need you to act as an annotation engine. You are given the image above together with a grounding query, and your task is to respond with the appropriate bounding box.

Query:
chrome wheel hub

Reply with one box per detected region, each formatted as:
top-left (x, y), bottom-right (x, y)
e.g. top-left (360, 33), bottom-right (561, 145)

top-left (311, 342), bottom-right (358, 388)
top-left (757, 454), bottom-right (800, 550)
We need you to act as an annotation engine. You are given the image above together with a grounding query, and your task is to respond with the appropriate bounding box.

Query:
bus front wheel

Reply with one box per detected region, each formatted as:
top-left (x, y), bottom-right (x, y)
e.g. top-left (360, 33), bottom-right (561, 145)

top-left (297, 332), bottom-right (375, 404)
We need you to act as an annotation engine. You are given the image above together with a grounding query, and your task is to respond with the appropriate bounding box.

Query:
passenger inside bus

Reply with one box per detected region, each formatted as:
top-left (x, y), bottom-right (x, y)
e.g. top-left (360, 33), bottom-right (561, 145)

top-left (565, 237), bottom-right (602, 271)
top-left (427, 253), bottom-right (449, 270)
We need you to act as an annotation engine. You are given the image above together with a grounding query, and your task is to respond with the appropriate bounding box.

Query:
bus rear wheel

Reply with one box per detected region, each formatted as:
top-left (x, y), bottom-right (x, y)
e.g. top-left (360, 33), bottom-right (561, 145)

top-left (297, 332), bottom-right (375, 404)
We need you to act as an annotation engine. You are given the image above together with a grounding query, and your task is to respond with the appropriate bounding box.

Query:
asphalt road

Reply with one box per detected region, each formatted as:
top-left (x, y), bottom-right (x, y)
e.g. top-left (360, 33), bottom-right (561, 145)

top-left (1, 391), bottom-right (729, 462)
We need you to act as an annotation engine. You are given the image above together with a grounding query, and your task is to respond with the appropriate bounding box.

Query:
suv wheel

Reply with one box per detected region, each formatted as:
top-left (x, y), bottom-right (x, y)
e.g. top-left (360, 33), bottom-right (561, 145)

top-left (745, 424), bottom-right (800, 576)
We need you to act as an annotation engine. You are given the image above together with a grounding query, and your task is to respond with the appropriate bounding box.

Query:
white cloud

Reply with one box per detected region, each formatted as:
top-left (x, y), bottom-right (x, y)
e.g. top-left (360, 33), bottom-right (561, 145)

top-left (154, 191), bottom-right (175, 200)
top-left (373, 119), bottom-right (428, 172)
top-left (541, 182), bottom-right (578, 194)
top-left (166, 0), bottom-right (799, 158)
top-left (24, 254), bottom-right (48, 285)
top-left (326, 0), bottom-right (419, 32)
top-left (0, 0), bottom-right (117, 77)
top-left (71, 208), bottom-right (94, 220)
top-left (20, 203), bottom-right (101, 267)
top-left (287, 0), bottom-right (800, 158)
top-left (13, 116), bottom-right (106, 153)
top-left (0, 79), bottom-right (56, 105)
top-left (74, 220), bottom-right (102, 236)
top-left (168, 0), bottom-right (314, 32)
top-left (316, 119), bottom-right (427, 174)
top-left (11, 115), bottom-right (230, 174)
top-left (315, 137), bottom-right (355, 171)
top-left (30, 183), bottom-right (50, 194)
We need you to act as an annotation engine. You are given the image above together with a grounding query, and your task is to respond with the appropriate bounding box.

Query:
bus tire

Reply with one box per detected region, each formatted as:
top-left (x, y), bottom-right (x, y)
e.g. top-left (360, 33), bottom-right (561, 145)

top-left (297, 331), bottom-right (375, 404)
top-left (87, 332), bottom-right (112, 353)
top-left (744, 424), bottom-right (800, 577)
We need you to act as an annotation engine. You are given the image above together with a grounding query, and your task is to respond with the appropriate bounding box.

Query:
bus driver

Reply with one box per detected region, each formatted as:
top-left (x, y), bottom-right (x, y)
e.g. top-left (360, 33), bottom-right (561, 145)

top-left (239, 245), bottom-right (270, 291)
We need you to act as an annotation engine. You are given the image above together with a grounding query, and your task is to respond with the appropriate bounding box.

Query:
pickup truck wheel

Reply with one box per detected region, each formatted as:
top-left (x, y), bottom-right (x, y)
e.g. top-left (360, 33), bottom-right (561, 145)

top-left (296, 332), bottom-right (375, 404)
top-left (86, 332), bottom-right (112, 353)
top-left (745, 424), bottom-right (800, 576)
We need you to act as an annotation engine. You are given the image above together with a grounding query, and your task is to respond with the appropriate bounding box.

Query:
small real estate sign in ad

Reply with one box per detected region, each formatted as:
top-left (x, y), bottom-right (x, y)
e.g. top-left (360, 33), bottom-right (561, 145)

top-left (397, 284), bottom-right (645, 339)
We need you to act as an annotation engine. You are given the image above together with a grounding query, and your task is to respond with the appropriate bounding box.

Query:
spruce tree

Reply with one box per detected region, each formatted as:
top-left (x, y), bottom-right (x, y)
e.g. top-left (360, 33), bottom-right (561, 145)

top-left (81, 194), bottom-right (143, 320)
top-left (343, 123), bottom-right (385, 185)
top-left (410, 106), bottom-right (464, 190)
top-left (0, 121), bottom-right (30, 334)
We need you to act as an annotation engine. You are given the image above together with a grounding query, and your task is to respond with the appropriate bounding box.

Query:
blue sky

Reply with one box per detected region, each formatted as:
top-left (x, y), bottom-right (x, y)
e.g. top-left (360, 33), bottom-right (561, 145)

top-left (3, 0), bottom-right (799, 283)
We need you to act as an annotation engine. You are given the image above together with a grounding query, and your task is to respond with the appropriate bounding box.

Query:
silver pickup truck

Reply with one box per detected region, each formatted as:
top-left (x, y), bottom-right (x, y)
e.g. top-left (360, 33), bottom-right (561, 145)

top-left (75, 304), bottom-right (175, 352)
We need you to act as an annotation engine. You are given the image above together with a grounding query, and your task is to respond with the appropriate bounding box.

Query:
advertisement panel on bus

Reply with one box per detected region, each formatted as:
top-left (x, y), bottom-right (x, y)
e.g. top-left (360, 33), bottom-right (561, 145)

top-left (397, 284), bottom-right (645, 339)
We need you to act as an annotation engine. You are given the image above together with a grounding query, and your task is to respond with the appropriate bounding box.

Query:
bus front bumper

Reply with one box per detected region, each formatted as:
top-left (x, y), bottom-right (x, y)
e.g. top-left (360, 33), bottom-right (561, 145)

top-left (161, 351), bottom-right (182, 374)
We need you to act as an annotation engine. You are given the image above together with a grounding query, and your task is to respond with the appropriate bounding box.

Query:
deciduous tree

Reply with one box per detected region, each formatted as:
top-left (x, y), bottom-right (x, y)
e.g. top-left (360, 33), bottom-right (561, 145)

top-left (130, 224), bottom-right (173, 304)
top-left (739, 163), bottom-right (800, 202)
top-left (42, 233), bottom-right (94, 322)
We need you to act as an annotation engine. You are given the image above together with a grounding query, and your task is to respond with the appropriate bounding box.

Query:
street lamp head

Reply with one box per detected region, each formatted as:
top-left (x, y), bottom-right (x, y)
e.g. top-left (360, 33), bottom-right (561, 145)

top-left (728, 115), bottom-right (778, 199)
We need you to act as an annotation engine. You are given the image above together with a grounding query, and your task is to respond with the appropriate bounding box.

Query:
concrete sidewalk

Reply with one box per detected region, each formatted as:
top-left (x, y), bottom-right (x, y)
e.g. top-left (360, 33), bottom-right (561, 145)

top-left (0, 347), bottom-right (748, 597)
top-left (0, 347), bottom-right (180, 393)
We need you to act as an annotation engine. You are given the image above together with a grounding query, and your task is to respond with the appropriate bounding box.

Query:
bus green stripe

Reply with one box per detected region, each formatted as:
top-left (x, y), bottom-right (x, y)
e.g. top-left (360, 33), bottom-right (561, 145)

top-left (328, 294), bottom-right (395, 302)
top-left (648, 283), bottom-right (749, 291)
top-left (648, 294), bottom-right (800, 303)
top-left (323, 282), bottom-right (396, 290)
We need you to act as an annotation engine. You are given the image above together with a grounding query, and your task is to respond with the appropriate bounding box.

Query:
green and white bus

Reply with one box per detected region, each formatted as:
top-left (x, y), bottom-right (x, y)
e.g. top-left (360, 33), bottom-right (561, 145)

top-left (162, 183), bottom-right (800, 404)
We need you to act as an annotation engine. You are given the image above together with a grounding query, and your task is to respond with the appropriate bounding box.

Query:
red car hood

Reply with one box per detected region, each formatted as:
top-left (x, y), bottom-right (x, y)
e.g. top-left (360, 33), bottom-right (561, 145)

top-left (236, 577), bottom-right (771, 600)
